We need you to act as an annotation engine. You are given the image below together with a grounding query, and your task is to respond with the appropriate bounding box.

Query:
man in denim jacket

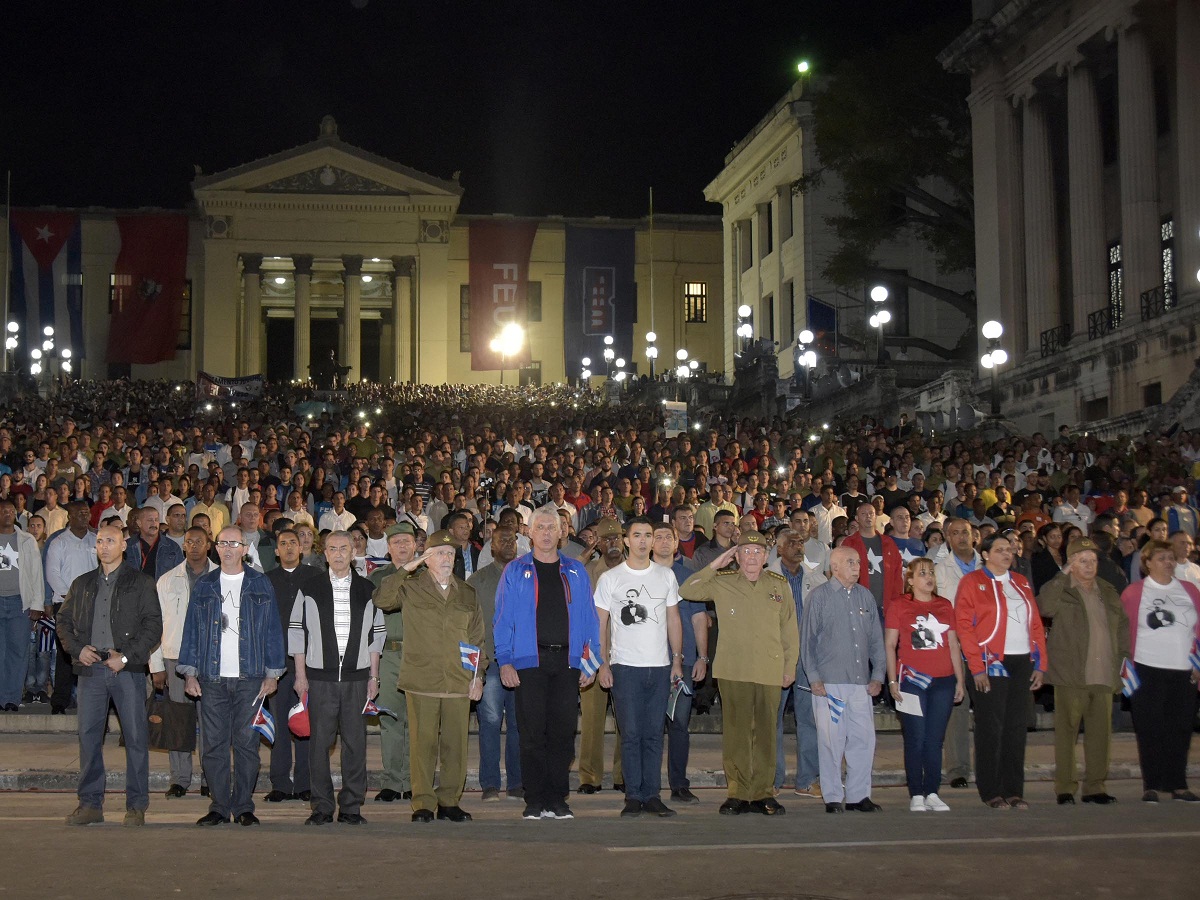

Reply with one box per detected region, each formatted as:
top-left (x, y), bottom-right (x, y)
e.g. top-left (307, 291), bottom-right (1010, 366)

top-left (178, 526), bottom-right (286, 827)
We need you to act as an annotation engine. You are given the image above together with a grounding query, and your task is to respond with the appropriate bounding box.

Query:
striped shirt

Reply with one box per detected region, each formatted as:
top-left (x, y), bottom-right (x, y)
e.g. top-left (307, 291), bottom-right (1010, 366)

top-left (330, 572), bottom-right (352, 654)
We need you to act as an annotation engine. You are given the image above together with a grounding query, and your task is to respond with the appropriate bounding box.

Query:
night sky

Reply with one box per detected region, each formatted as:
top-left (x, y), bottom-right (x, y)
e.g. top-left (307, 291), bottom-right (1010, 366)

top-left (3, 1), bottom-right (967, 218)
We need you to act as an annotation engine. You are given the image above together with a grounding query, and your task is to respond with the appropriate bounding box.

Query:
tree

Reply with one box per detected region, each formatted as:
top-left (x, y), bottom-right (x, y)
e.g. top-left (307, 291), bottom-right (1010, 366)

top-left (795, 25), bottom-right (975, 324)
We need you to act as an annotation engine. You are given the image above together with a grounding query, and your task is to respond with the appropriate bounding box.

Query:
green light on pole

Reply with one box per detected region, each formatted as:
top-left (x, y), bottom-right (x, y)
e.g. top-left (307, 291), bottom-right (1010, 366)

top-left (797, 60), bottom-right (810, 74)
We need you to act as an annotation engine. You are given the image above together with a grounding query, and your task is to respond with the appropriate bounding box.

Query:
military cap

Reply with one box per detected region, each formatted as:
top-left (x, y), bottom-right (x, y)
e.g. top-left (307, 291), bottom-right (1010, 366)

top-left (594, 518), bottom-right (623, 538)
top-left (1066, 536), bottom-right (1099, 559)
top-left (385, 522), bottom-right (416, 538)
top-left (427, 529), bottom-right (457, 549)
top-left (738, 530), bottom-right (767, 548)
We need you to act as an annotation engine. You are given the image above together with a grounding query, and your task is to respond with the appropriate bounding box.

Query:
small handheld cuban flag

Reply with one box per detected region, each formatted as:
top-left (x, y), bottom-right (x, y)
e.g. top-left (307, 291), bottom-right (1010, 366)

top-left (899, 664), bottom-right (932, 690)
top-left (579, 642), bottom-right (603, 679)
top-left (251, 697), bottom-right (276, 745)
top-left (37, 616), bottom-right (57, 654)
top-left (363, 697), bottom-right (398, 719)
top-left (1189, 638), bottom-right (1200, 673)
top-left (827, 694), bottom-right (846, 725)
top-left (460, 641), bottom-right (481, 674)
top-left (984, 651), bottom-right (1008, 678)
top-left (1120, 657), bottom-right (1141, 698)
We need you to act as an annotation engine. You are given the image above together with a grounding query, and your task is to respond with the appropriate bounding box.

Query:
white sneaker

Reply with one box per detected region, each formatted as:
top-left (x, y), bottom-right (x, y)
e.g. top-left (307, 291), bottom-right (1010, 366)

top-left (924, 793), bottom-right (950, 812)
top-left (909, 796), bottom-right (928, 812)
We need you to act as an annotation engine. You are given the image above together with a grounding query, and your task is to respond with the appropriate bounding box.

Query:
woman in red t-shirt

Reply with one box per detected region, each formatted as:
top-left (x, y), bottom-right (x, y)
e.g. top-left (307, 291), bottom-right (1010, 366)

top-left (885, 557), bottom-right (966, 813)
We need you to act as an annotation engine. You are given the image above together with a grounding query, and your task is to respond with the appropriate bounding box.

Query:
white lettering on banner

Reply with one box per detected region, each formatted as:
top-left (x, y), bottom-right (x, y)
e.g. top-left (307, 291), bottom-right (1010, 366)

top-left (492, 263), bottom-right (519, 324)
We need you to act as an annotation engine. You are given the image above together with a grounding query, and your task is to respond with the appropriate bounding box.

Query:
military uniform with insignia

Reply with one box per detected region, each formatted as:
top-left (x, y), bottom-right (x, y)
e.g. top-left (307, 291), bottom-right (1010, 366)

top-left (578, 518), bottom-right (623, 791)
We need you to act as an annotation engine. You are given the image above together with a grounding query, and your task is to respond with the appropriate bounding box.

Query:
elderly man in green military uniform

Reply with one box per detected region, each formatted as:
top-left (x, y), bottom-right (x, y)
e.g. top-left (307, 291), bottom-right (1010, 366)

top-left (385, 529), bottom-right (486, 823)
top-left (369, 522), bottom-right (419, 803)
top-left (578, 517), bottom-right (624, 793)
top-left (679, 530), bottom-right (798, 816)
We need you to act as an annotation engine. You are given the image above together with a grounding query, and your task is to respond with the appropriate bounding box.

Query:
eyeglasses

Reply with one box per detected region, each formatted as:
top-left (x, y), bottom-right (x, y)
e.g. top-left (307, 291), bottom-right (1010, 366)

top-left (215, 540), bottom-right (245, 549)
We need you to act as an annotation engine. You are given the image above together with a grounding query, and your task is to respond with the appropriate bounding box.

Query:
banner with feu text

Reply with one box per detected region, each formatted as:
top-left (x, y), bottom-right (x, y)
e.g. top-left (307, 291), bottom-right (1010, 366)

top-left (107, 214), bottom-right (190, 365)
top-left (469, 220), bottom-right (538, 370)
top-left (563, 226), bottom-right (635, 377)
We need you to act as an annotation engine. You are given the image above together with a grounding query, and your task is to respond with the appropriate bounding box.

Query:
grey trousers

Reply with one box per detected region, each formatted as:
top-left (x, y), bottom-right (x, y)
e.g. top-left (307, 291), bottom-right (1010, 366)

top-left (812, 683), bottom-right (876, 805)
top-left (308, 678), bottom-right (368, 817)
top-left (162, 658), bottom-right (195, 788)
top-left (943, 699), bottom-right (971, 780)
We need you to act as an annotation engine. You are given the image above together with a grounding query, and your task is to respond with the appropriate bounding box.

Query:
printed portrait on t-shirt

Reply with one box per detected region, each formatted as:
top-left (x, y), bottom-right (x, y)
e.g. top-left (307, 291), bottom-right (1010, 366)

top-left (1147, 598), bottom-right (1177, 630)
top-left (910, 612), bottom-right (950, 650)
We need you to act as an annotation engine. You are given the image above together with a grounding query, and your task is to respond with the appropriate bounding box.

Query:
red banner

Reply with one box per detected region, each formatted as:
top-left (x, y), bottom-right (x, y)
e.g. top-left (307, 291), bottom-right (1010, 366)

top-left (107, 214), bottom-right (190, 364)
top-left (468, 220), bottom-right (538, 370)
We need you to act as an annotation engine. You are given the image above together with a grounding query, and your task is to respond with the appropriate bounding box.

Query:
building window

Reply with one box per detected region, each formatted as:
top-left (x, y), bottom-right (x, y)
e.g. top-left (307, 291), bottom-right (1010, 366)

top-left (1143, 382), bottom-right (1162, 407)
top-left (527, 281), bottom-right (542, 322)
top-left (459, 285), bottom-right (470, 352)
top-left (764, 293), bottom-right (775, 344)
top-left (1083, 396), bottom-right (1110, 421)
top-left (1107, 241), bottom-right (1123, 325)
top-left (109, 275), bottom-right (192, 349)
top-left (518, 361), bottom-right (542, 387)
top-left (762, 202), bottom-right (774, 256)
top-left (779, 190), bottom-right (793, 242)
top-left (737, 221), bottom-right (752, 273)
top-left (783, 280), bottom-right (795, 338)
top-left (1162, 218), bottom-right (1175, 306)
top-left (684, 282), bottom-right (707, 324)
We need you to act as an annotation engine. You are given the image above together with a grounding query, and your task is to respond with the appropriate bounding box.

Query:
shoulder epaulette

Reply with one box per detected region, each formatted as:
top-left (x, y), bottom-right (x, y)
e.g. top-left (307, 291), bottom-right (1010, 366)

top-left (765, 570), bottom-right (788, 582)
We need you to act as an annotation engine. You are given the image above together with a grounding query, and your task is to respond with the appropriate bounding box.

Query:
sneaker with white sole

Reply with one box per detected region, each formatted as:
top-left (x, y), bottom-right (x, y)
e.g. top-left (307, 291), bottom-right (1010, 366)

top-left (793, 782), bottom-right (823, 800)
top-left (909, 796), bottom-right (928, 812)
top-left (924, 793), bottom-right (950, 812)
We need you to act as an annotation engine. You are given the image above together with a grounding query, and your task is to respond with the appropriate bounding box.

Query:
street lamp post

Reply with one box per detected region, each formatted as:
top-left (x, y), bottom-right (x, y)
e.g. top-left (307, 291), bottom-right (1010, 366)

top-left (488, 322), bottom-right (525, 386)
top-left (794, 328), bottom-right (816, 398)
top-left (980, 319), bottom-right (1008, 417)
top-left (645, 331), bottom-right (658, 379)
top-left (29, 325), bottom-right (72, 394)
top-left (736, 305), bottom-right (754, 361)
top-left (868, 285), bottom-right (890, 363)
top-left (4, 321), bottom-right (18, 373)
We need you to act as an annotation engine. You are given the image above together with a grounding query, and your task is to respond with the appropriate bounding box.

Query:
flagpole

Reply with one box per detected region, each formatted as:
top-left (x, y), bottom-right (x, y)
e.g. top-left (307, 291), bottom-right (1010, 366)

top-left (648, 186), bottom-right (655, 337)
top-left (2, 170), bottom-right (10, 374)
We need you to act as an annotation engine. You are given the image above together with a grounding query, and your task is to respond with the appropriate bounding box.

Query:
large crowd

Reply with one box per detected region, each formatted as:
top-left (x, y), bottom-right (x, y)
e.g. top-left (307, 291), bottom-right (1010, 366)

top-left (1, 377), bottom-right (1197, 827)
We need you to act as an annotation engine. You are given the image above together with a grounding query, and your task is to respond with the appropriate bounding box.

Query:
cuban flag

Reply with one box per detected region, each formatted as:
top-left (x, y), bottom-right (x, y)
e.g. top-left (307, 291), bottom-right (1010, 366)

top-left (827, 694), bottom-right (846, 725)
top-left (1120, 658), bottom-right (1141, 698)
top-left (8, 210), bottom-right (84, 366)
top-left (1189, 638), bottom-right (1200, 673)
top-left (984, 651), bottom-right (1008, 678)
top-left (37, 616), bottom-right (56, 654)
top-left (362, 697), bottom-right (398, 719)
top-left (899, 663), bottom-right (932, 690)
top-left (579, 642), bottom-right (603, 679)
top-left (460, 641), bottom-right (481, 673)
top-left (251, 697), bottom-right (276, 745)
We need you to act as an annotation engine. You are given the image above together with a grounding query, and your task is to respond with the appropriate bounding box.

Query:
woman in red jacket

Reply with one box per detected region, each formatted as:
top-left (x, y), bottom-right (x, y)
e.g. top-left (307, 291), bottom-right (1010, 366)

top-left (955, 533), bottom-right (1047, 809)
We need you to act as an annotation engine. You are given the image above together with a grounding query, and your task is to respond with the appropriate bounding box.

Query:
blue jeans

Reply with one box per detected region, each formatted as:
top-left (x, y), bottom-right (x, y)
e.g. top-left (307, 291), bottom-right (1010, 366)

top-left (25, 629), bottom-right (52, 693)
top-left (610, 664), bottom-right (671, 802)
top-left (77, 665), bottom-right (149, 811)
top-left (0, 595), bottom-right (27, 707)
top-left (775, 664), bottom-right (820, 790)
top-left (478, 662), bottom-right (521, 790)
top-left (199, 677), bottom-right (263, 818)
top-left (666, 672), bottom-right (694, 790)
top-left (899, 674), bottom-right (956, 797)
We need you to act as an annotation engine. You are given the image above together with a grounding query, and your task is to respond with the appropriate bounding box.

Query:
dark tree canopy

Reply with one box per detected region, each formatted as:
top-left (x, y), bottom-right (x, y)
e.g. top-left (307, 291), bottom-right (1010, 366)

top-left (797, 25), bottom-right (974, 317)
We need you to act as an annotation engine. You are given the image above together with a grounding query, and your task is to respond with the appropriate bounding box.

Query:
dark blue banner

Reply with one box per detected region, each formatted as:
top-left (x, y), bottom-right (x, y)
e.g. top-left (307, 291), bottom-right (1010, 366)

top-left (807, 296), bottom-right (838, 358)
top-left (564, 226), bottom-right (636, 375)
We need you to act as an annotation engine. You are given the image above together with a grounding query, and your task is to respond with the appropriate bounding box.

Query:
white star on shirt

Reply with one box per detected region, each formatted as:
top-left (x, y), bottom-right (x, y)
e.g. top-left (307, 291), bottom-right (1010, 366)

top-left (900, 546), bottom-right (922, 564)
top-left (35, 225), bottom-right (53, 242)
top-left (915, 613), bottom-right (951, 647)
top-left (866, 546), bottom-right (883, 574)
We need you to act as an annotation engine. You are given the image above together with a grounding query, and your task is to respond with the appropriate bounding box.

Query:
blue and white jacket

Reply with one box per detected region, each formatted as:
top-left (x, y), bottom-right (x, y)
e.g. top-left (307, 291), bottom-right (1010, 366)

top-left (492, 551), bottom-right (600, 671)
top-left (177, 566), bottom-right (287, 681)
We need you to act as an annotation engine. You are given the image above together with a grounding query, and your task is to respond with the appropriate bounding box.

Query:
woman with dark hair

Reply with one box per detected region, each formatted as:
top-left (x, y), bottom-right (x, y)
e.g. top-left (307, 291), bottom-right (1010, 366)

top-left (1031, 523), bottom-right (1065, 594)
top-left (1120, 539), bottom-right (1200, 803)
top-left (955, 533), bottom-right (1048, 809)
top-left (71, 475), bottom-right (92, 507)
top-left (885, 557), bottom-right (965, 812)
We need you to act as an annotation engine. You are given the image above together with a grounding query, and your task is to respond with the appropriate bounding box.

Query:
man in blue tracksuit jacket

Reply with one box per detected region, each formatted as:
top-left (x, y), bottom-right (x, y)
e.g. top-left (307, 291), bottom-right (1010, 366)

top-left (493, 507), bottom-right (600, 821)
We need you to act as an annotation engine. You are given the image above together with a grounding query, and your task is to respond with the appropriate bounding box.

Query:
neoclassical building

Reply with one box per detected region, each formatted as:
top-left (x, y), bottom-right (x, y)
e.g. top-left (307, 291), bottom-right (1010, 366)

top-left (942, 0), bottom-right (1200, 431)
top-left (3, 117), bottom-right (724, 386)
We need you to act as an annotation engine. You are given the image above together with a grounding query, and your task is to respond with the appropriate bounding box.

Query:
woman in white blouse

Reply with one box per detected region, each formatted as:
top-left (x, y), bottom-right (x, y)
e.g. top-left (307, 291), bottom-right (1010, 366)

top-left (1120, 540), bottom-right (1200, 803)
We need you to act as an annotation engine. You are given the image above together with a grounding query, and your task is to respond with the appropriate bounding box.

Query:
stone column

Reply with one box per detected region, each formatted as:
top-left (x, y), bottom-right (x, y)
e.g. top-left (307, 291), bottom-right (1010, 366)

top-left (1177, 0), bottom-right (1200, 303)
top-left (1114, 19), bottom-right (1160, 305)
top-left (340, 255), bottom-right (363, 383)
top-left (292, 254), bottom-right (313, 382)
top-left (1021, 93), bottom-right (1060, 354)
top-left (391, 256), bottom-right (415, 383)
top-left (1064, 56), bottom-right (1108, 330)
top-left (240, 253), bottom-right (263, 375)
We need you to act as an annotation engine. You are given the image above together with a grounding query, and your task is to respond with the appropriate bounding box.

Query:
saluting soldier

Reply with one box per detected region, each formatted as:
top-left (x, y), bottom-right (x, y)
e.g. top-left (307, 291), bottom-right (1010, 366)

top-left (386, 530), bottom-right (486, 823)
top-left (578, 518), bottom-right (624, 794)
top-left (679, 530), bottom-right (798, 816)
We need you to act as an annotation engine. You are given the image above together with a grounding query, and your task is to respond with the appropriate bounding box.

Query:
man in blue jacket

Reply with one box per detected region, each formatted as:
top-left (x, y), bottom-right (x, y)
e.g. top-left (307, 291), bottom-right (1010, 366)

top-left (178, 526), bottom-right (287, 827)
top-left (494, 506), bottom-right (600, 821)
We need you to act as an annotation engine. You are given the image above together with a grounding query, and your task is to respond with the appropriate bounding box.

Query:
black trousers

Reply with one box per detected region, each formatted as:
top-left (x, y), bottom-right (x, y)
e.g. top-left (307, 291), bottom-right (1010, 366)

top-left (514, 648), bottom-right (579, 811)
top-left (1131, 663), bottom-right (1198, 793)
top-left (51, 603), bottom-right (75, 710)
top-left (268, 666), bottom-right (309, 794)
top-left (967, 652), bottom-right (1033, 801)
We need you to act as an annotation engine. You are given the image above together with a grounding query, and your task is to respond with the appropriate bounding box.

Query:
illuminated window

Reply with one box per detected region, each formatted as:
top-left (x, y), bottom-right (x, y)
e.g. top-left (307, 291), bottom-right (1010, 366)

top-left (460, 285), bottom-right (470, 352)
top-left (684, 282), bottom-right (707, 324)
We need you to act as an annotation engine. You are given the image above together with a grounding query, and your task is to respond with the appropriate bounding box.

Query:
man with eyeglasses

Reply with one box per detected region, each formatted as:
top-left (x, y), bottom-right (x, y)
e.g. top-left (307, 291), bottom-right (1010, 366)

top-left (149, 526), bottom-right (215, 798)
top-left (177, 527), bottom-right (286, 826)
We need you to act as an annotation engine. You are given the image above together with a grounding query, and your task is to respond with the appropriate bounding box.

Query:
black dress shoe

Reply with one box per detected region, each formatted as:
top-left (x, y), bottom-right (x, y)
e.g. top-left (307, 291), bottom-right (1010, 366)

top-left (263, 790), bottom-right (293, 803)
top-left (670, 788), bottom-right (700, 804)
top-left (846, 798), bottom-right (882, 812)
top-left (51, 706), bottom-right (66, 715)
top-left (374, 788), bottom-right (403, 802)
top-left (750, 798), bottom-right (785, 815)
top-left (642, 797), bottom-right (677, 818)
top-left (235, 812), bottom-right (260, 826)
top-left (164, 784), bottom-right (187, 799)
top-left (436, 805), bottom-right (473, 822)
top-left (305, 812), bottom-right (334, 826)
top-left (337, 812), bottom-right (367, 825)
top-left (196, 812), bottom-right (229, 826)
top-left (412, 808), bottom-right (435, 823)
top-left (1057, 793), bottom-right (1076, 805)
top-left (620, 799), bottom-right (643, 817)
top-left (401, 790), bottom-right (412, 800)
top-left (200, 786), bottom-right (210, 798)
top-left (297, 790), bottom-right (311, 802)
top-left (718, 798), bottom-right (749, 815)
top-left (825, 802), bottom-right (844, 813)
top-left (949, 777), bottom-right (969, 789)
top-left (577, 783), bottom-right (601, 794)
top-left (1081, 793), bottom-right (1117, 804)
top-left (613, 782), bottom-right (625, 792)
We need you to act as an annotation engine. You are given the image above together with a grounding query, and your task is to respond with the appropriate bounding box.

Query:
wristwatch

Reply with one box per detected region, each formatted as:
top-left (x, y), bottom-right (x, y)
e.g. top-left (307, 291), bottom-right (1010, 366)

top-left (121, 655), bottom-right (129, 665)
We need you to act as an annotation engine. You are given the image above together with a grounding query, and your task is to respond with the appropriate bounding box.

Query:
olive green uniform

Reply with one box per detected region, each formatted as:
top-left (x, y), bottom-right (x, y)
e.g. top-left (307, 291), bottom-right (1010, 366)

top-left (371, 563), bottom-right (410, 794)
top-left (389, 568), bottom-right (487, 813)
top-left (679, 565), bottom-right (798, 802)
top-left (579, 556), bottom-right (623, 788)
